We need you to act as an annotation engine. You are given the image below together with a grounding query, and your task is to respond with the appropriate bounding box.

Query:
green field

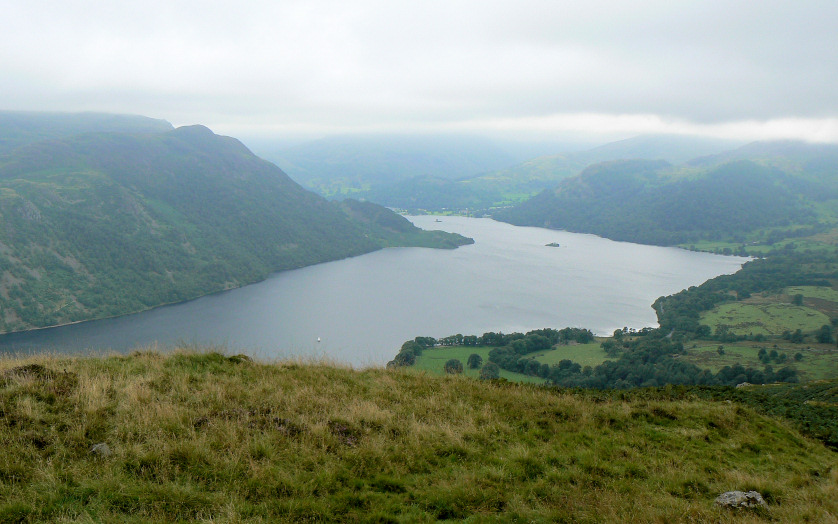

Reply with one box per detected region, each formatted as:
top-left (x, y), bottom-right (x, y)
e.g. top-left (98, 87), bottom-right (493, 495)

top-left (681, 342), bottom-right (838, 381)
top-left (412, 346), bottom-right (546, 383)
top-left (786, 285), bottom-right (838, 302)
top-left (414, 342), bottom-right (610, 382)
top-left (700, 302), bottom-right (831, 336)
top-left (530, 341), bottom-right (609, 368)
top-left (682, 238), bottom-right (838, 256)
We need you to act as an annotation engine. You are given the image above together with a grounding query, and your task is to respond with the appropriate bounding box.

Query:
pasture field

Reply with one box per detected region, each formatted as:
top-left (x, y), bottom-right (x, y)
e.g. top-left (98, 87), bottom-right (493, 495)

top-left (411, 346), bottom-right (546, 383)
top-left (700, 302), bottom-right (831, 336)
top-left (680, 342), bottom-right (838, 382)
top-left (531, 341), bottom-right (608, 368)
top-left (786, 285), bottom-right (838, 303)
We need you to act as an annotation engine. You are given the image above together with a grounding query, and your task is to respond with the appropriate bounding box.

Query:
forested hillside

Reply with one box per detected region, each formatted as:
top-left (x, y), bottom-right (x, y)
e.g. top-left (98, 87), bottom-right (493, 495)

top-left (0, 122), bottom-right (469, 333)
top-left (496, 159), bottom-right (818, 245)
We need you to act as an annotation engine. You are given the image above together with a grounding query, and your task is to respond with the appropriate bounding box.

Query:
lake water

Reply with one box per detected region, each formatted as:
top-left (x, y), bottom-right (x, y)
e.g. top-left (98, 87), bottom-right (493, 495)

top-left (0, 216), bottom-right (746, 366)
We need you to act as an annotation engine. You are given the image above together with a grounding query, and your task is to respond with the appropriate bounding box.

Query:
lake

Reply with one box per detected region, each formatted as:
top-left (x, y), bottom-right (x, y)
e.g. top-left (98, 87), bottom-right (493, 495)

top-left (0, 216), bottom-right (746, 366)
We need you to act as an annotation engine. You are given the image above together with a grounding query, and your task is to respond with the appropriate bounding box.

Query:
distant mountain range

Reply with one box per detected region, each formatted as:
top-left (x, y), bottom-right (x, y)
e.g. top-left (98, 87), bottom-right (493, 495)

top-left (297, 130), bottom-right (836, 250)
top-left (351, 134), bottom-right (746, 211)
top-left (0, 113), bottom-right (469, 333)
top-left (251, 134), bottom-right (521, 195)
top-left (494, 137), bottom-right (838, 247)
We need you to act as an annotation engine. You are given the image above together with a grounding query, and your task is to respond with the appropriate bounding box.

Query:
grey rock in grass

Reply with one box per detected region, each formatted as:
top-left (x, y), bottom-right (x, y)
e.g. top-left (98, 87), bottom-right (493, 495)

top-left (90, 442), bottom-right (112, 458)
top-left (715, 490), bottom-right (766, 508)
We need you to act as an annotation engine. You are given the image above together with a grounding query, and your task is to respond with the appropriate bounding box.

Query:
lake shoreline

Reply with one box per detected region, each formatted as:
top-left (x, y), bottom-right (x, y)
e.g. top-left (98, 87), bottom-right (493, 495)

top-left (0, 217), bottom-right (746, 366)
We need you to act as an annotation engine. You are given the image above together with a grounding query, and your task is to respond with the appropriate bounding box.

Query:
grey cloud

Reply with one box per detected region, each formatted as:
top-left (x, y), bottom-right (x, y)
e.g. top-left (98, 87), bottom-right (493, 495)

top-left (2, 0), bottom-right (837, 138)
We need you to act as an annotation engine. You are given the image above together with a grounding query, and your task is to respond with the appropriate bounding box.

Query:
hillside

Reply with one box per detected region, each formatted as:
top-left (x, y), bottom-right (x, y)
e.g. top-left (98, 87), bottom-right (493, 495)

top-left (0, 123), bottom-right (469, 333)
top-left (691, 140), bottom-right (838, 191)
top-left (364, 134), bottom-right (744, 213)
top-left (0, 350), bottom-right (835, 522)
top-left (496, 159), bottom-right (818, 246)
top-left (0, 111), bottom-right (173, 155)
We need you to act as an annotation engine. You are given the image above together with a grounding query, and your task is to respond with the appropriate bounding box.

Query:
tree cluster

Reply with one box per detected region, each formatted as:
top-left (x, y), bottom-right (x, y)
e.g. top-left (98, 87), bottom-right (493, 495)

top-left (486, 328), bottom-right (799, 388)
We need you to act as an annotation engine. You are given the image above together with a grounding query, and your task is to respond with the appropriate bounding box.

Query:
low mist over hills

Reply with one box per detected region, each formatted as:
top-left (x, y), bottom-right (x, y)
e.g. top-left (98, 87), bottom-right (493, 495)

top-left (354, 134), bottom-right (745, 212)
top-left (0, 113), bottom-right (469, 333)
top-left (251, 133), bottom-right (524, 196)
top-left (0, 111), bottom-right (173, 155)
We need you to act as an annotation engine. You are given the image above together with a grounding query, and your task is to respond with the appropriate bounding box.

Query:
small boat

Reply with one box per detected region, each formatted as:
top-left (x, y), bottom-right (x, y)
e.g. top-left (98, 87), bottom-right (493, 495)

top-left (435, 219), bottom-right (442, 222)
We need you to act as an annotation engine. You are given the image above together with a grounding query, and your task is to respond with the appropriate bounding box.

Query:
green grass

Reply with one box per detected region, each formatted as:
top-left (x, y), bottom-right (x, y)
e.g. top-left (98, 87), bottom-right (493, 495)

top-left (786, 285), bottom-right (838, 303)
top-left (412, 346), bottom-right (545, 383)
top-left (0, 349), bottom-right (835, 522)
top-left (531, 341), bottom-right (609, 368)
top-left (680, 218), bottom-right (838, 255)
top-left (681, 342), bottom-right (838, 381)
top-left (700, 302), bottom-right (831, 336)
top-left (413, 341), bottom-right (610, 382)
top-left (682, 238), bottom-right (837, 256)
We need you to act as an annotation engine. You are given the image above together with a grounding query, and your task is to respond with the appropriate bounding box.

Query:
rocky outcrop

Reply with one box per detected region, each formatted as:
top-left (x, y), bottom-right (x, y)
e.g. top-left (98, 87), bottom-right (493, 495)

top-left (714, 490), bottom-right (766, 509)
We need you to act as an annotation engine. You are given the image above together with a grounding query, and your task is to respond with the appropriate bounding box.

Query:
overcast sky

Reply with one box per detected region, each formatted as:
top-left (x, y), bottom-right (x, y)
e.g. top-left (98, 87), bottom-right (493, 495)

top-left (3, 0), bottom-right (838, 142)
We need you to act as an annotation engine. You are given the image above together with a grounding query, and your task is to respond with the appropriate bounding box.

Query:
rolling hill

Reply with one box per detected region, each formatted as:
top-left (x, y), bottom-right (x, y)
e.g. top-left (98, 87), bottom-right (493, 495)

top-left (496, 158), bottom-right (821, 246)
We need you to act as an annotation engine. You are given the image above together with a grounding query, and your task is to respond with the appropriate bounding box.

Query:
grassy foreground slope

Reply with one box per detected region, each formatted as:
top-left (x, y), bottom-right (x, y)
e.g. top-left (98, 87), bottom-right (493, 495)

top-left (1, 351), bottom-right (836, 523)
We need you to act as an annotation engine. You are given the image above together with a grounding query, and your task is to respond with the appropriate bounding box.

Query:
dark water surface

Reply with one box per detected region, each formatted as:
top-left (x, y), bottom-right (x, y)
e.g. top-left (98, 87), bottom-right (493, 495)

top-left (0, 217), bottom-right (746, 366)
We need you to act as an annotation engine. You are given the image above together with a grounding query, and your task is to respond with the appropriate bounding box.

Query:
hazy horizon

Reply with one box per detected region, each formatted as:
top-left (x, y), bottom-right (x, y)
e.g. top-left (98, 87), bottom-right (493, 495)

top-left (3, 1), bottom-right (838, 143)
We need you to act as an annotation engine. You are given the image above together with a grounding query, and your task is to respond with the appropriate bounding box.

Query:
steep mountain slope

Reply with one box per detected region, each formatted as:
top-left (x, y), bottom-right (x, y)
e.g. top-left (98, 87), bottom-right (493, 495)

top-left (0, 125), bottom-right (468, 333)
top-left (496, 159), bottom-right (816, 245)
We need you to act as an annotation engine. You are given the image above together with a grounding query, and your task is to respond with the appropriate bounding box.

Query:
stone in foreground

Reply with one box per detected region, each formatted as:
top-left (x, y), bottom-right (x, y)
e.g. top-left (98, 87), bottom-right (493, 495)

top-left (90, 442), bottom-right (112, 458)
top-left (715, 490), bottom-right (766, 509)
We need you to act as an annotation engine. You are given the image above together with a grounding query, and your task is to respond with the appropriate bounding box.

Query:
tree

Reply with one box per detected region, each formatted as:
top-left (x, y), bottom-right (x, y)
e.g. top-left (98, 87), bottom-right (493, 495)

top-left (816, 324), bottom-right (833, 344)
top-left (792, 294), bottom-right (804, 306)
top-left (389, 351), bottom-right (415, 367)
top-left (444, 359), bottom-right (463, 374)
top-left (601, 340), bottom-right (620, 357)
top-left (479, 362), bottom-right (500, 380)
top-left (467, 353), bottom-right (483, 369)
